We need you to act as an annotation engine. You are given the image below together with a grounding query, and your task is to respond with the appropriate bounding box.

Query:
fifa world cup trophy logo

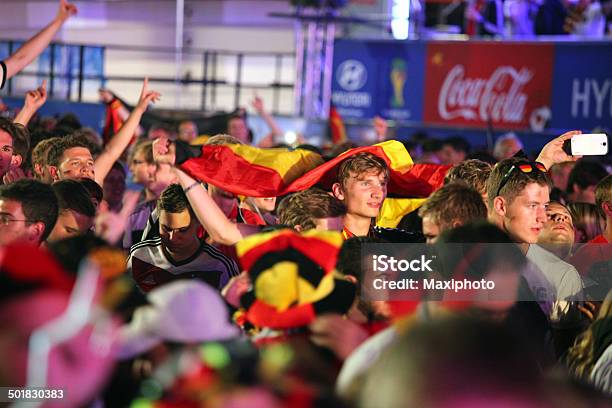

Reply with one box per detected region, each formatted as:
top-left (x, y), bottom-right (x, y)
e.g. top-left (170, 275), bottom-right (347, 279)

top-left (390, 58), bottom-right (407, 108)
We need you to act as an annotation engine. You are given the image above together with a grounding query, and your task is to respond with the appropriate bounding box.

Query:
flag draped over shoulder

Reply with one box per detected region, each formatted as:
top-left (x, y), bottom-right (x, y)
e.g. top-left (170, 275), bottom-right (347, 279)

top-left (180, 140), bottom-right (449, 200)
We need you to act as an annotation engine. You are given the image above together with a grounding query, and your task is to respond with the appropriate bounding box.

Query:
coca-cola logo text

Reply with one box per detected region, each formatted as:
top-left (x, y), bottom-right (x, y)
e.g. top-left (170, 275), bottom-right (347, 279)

top-left (438, 65), bottom-right (533, 123)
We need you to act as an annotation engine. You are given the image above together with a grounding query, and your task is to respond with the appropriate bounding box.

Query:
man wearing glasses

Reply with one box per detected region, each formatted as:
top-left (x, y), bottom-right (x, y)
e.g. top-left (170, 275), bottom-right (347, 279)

top-left (0, 179), bottom-right (58, 246)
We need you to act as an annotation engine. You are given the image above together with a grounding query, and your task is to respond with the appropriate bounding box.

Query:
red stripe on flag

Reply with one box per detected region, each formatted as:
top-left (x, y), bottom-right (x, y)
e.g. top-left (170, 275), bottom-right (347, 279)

top-left (179, 146), bottom-right (288, 197)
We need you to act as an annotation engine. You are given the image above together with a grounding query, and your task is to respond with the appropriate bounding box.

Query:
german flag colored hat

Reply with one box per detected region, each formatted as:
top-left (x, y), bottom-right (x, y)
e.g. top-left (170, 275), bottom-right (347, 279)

top-left (237, 229), bottom-right (356, 329)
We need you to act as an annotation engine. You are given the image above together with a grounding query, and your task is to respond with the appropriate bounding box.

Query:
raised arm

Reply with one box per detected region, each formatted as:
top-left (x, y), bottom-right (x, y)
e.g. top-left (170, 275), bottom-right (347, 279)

top-left (535, 130), bottom-right (582, 170)
top-left (251, 95), bottom-right (283, 140)
top-left (14, 80), bottom-right (47, 127)
top-left (3, 0), bottom-right (77, 81)
top-left (94, 78), bottom-right (160, 185)
top-left (152, 136), bottom-right (259, 245)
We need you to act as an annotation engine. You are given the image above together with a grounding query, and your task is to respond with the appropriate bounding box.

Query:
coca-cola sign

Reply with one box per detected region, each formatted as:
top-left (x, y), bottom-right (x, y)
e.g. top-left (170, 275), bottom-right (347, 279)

top-left (424, 43), bottom-right (554, 130)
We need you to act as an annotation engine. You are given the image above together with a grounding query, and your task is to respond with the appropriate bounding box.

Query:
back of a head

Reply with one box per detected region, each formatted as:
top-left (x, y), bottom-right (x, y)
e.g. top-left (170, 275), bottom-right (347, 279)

top-left (443, 136), bottom-right (471, 154)
top-left (204, 134), bottom-right (244, 146)
top-left (52, 179), bottom-right (96, 218)
top-left (357, 316), bottom-right (541, 408)
top-left (486, 158), bottom-right (552, 209)
top-left (566, 201), bottom-right (605, 242)
top-left (129, 139), bottom-right (154, 164)
top-left (31, 136), bottom-right (62, 169)
top-left (493, 133), bottom-right (523, 161)
top-left (566, 160), bottom-right (608, 194)
top-left (444, 159), bottom-right (492, 195)
top-left (0, 117), bottom-right (19, 144)
top-left (418, 183), bottom-right (487, 230)
top-left (277, 188), bottom-right (346, 231)
top-left (0, 179), bottom-right (59, 242)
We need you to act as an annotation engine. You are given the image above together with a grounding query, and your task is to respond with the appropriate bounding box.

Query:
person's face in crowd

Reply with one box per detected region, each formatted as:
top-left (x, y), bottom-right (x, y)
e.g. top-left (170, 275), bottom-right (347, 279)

top-left (539, 202), bottom-right (574, 246)
top-left (497, 183), bottom-right (549, 244)
top-left (0, 130), bottom-right (13, 179)
top-left (422, 215), bottom-right (442, 244)
top-left (227, 117), bottom-right (250, 144)
top-left (47, 210), bottom-right (94, 243)
top-left (334, 170), bottom-right (388, 220)
top-left (148, 128), bottom-right (171, 141)
top-left (178, 121), bottom-right (198, 143)
top-left (0, 199), bottom-right (44, 245)
top-left (103, 168), bottom-right (126, 210)
top-left (570, 183), bottom-right (597, 204)
top-left (55, 147), bottom-right (95, 181)
top-left (312, 216), bottom-right (344, 232)
top-left (159, 209), bottom-right (199, 254)
top-left (252, 197), bottom-right (276, 213)
top-left (129, 150), bottom-right (155, 186)
top-left (209, 186), bottom-right (237, 218)
top-left (439, 145), bottom-right (466, 166)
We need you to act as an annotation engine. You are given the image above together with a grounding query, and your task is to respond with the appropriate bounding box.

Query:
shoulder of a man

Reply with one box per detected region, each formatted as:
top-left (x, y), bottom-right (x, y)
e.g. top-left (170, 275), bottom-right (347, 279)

top-left (527, 244), bottom-right (583, 299)
top-left (373, 226), bottom-right (425, 243)
top-left (199, 242), bottom-right (240, 276)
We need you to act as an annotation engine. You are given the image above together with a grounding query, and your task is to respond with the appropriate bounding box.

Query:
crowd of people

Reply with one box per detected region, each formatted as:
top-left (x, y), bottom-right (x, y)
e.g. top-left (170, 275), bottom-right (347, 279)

top-left (428, 0), bottom-right (612, 37)
top-left (0, 1), bottom-right (611, 407)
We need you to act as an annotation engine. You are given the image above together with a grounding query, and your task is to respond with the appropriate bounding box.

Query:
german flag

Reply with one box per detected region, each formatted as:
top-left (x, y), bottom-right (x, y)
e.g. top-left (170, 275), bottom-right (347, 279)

top-left (180, 144), bottom-right (325, 198)
top-left (180, 140), bottom-right (449, 198)
top-left (329, 106), bottom-right (347, 144)
top-left (236, 229), bottom-right (355, 329)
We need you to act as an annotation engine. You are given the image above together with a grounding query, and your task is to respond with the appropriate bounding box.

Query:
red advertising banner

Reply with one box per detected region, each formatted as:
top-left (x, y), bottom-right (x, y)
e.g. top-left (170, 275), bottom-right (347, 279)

top-left (423, 42), bottom-right (555, 130)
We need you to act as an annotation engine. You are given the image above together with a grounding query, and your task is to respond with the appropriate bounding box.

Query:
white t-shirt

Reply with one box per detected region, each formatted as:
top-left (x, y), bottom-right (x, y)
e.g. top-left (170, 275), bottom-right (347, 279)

top-left (525, 244), bottom-right (584, 317)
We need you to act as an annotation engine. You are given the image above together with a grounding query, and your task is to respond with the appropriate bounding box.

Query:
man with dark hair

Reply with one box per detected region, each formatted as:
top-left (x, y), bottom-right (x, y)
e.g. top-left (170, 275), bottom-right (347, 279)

top-left (487, 157), bottom-right (583, 316)
top-left (46, 135), bottom-right (97, 182)
top-left (48, 179), bottom-right (96, 242)
top-left (566, 160), bottom-right (609, 204)
top-left (277, 188), bottom-right (346, 232)
top-left (440, 136), bottom-right (471, 166)
top-left (418, 183), bottom-right (487, 243)
top-left (0, 179), bottom-right (58, 245)
top-left (127, 184), bottom-right (239, 293)
top-left (0, 119), bottom-right (18, 181)
top-left (47, 78), bottom-right (159, 186)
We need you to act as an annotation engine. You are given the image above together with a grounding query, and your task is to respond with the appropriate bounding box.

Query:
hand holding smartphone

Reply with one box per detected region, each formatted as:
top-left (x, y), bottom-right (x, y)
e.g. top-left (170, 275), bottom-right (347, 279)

top-left (562, 133), bottom-right (608, 156)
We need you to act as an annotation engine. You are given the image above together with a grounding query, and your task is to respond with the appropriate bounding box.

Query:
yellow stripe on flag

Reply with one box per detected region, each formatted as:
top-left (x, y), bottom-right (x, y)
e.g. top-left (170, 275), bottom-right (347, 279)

top-left (376, 197), bottom-right (427, 229)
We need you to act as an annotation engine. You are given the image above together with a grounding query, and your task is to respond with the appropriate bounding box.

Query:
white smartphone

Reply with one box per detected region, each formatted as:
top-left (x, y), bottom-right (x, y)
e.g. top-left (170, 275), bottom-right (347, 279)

top-left (570, 133), bottom-right (608, 156)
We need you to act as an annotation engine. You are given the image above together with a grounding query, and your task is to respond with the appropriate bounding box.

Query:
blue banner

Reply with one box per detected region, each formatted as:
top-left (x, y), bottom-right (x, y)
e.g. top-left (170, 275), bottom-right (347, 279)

top-left (331, 39), bottom-right (426, 121)
top-left (551, 43), bottom-right (612, 131)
